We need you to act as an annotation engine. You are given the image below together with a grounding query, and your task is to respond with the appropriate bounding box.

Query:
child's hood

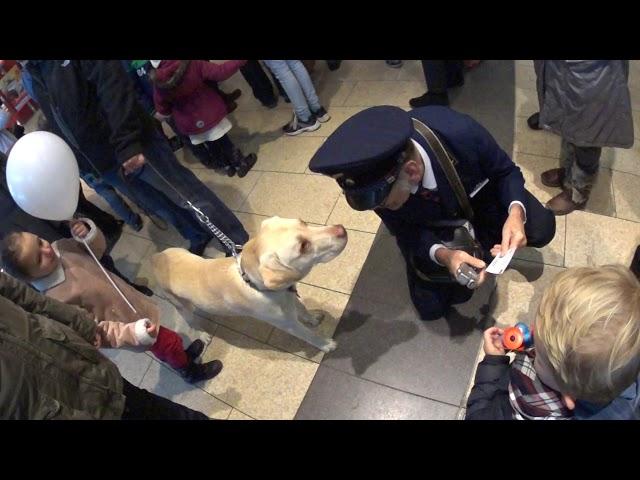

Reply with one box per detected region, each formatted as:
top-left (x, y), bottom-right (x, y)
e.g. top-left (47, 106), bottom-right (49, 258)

top-left (153, 60), bottom-right (190, 89)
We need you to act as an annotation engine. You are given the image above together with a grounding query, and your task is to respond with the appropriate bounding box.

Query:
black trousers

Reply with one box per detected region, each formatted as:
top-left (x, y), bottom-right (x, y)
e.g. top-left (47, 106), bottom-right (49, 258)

top-left (190, 134), bottom-right (240, 170)
top-left (121, 379), bottom-right (210, 420)
top-left (410, 189), bottom-right (556, 320)
top-left (421, 61), bottom-right (465, 94)
top-left (240, 60), bottom-right (286, 106)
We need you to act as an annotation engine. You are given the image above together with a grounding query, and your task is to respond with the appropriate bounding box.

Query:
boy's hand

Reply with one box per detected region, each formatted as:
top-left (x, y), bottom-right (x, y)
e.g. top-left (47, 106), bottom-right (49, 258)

top-left (70, 219), bottom-right (90, 239)
top-left (483, 327), bottom-right (506, 356)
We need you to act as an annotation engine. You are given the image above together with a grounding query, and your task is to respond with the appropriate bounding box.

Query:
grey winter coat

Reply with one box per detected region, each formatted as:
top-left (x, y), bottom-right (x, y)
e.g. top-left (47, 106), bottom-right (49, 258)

top-left (534, 60), bottom-right (634, 148)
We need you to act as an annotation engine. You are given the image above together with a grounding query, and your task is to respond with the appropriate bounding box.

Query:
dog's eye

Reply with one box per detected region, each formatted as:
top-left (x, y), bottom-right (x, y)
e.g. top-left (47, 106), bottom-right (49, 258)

top-left (299, 239), bottom-right (310, 254)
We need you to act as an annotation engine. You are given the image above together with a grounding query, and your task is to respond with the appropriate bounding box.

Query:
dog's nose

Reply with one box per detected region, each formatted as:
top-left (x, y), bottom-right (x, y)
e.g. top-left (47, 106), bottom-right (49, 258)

top-left (333, 225), bottom-right (347, 238)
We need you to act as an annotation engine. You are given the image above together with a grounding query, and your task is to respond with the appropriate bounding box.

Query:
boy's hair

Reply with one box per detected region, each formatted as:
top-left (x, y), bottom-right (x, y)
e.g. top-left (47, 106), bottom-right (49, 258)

top-left (536, 265), bottom-right (640, 405)
top-left (0, 232), bottom-right (30, 280)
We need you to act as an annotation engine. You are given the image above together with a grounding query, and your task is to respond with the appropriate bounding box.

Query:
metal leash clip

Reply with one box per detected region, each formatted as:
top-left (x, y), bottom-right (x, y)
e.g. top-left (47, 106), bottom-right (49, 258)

top-left (186, 201), bottom-right (242, 258)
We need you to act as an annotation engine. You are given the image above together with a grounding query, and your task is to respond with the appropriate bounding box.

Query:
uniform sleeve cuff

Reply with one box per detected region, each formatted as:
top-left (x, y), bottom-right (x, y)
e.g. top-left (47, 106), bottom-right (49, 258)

top-left (429, 244), bottom-right (447, 266)
top-left (508, 201), bottom-right (527, 224)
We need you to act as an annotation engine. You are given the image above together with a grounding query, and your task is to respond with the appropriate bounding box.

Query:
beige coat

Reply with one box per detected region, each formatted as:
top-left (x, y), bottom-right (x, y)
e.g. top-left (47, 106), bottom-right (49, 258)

top-left (39, 221), bottom-right (160, 349)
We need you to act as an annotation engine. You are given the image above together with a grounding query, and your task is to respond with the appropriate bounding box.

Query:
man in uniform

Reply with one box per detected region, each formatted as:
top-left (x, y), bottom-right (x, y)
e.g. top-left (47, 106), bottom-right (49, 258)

top-left (309, 106), bottom-right (555, 320)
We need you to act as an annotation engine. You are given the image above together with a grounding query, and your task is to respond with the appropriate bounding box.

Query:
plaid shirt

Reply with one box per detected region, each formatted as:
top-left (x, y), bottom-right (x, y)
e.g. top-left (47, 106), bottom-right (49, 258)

top-left (508, 350), bottom-right (573, 420)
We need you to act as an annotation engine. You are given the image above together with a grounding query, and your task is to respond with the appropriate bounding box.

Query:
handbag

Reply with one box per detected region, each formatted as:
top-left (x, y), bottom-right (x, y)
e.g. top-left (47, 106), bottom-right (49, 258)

top-left (410, 118), bottom-right (483, 283)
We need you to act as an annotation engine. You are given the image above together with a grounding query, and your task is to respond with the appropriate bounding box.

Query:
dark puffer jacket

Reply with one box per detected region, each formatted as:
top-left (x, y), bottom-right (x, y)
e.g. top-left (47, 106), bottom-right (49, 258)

top-left (26, 60), bottom-right (155, 175)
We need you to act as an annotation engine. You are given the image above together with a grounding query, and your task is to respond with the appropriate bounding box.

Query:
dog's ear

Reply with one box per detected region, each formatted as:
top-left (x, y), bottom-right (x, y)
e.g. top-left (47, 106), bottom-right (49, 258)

top-left (258, 253), bottom-right (300, 290)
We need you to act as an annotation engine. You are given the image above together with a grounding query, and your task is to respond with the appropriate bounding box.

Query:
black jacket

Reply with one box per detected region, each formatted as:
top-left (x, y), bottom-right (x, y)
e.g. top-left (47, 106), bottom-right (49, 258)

top-left (465, 355), bottom-right (515, 420)
top-left (26, 60), bottom-right (154, 175)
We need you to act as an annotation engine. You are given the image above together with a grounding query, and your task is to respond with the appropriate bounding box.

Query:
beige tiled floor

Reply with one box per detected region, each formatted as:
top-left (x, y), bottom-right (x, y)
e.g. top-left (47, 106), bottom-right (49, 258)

top-left (81, 60), bottom-right (640, 420)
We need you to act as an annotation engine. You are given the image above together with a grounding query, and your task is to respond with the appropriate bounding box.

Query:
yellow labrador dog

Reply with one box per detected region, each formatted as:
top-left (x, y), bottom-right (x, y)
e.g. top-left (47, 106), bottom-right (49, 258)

top-left (152, 217), bottom-right (348, 352)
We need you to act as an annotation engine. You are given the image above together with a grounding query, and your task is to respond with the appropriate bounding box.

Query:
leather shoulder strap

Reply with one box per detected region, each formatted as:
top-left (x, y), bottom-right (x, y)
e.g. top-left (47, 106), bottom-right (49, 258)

top-left (411, 118), bottom-right (474, 221)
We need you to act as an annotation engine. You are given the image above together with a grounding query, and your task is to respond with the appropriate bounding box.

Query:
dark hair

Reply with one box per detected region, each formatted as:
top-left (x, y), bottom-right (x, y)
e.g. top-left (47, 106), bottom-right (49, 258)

top-left (0, 232), bottom-right (30, 280)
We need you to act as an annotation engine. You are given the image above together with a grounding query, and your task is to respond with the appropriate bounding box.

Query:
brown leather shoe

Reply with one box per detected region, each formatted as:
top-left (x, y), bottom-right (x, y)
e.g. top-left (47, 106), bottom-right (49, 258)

top-left (546, 190), bottom-right (586, 216)
top-left (541, 168), bottom-right (565, 188)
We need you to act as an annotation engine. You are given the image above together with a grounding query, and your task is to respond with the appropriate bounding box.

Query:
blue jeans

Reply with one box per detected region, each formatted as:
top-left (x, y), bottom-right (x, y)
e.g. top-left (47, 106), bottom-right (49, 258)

top-left (81, 172), bottom-right (139, 227)
top-left (101, 165), bottom-right (206, 244)
top-left (102, 131), bottom-right (248, 249)
top-left (263, 60), bottom-right (322, 121)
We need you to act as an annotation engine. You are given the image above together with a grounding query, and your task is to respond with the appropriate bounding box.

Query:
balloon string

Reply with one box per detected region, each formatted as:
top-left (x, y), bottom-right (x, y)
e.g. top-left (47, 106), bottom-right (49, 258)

top-left (80, 238), bottom-right (138, 314)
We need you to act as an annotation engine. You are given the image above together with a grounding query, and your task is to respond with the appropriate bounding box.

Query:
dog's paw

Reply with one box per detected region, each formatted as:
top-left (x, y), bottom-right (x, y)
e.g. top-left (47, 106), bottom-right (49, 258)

top-left (320, 339), bottom-right (337, 353)
top-left (308, 310), bottom-right (325, 327)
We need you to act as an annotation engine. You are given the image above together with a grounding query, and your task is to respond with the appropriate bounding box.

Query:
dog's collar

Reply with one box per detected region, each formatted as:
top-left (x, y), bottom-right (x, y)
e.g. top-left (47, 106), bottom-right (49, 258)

top-left (236, 253), bottom-right (297, 294)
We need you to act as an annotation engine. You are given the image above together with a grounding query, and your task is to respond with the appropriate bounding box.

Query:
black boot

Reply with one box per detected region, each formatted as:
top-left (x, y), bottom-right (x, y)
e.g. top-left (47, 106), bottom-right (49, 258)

top-left (185, 339), bottom-right (205, 361)
top-left (527, 112), bottom-right (541, 130)
top-left (409, 91), bottom-right (450, 108)
top-left (235, 153), bottom-right (257, 178)
top-left (182, 359), bottom-right (223, 383)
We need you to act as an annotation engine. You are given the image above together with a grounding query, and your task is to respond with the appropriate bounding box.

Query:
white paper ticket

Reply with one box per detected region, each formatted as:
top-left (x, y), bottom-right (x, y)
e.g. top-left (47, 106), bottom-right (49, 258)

top-left (486, 248), bottom-right (516, 275)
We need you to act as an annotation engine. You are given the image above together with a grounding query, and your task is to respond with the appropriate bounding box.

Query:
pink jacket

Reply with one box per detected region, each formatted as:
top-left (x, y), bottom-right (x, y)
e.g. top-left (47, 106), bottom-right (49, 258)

top-left (153, 60), bottom-right (246, 136)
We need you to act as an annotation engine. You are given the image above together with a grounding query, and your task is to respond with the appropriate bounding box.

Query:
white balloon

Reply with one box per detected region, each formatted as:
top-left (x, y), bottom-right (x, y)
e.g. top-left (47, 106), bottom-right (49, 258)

top-left (6, 131), bottom-right (79, 221)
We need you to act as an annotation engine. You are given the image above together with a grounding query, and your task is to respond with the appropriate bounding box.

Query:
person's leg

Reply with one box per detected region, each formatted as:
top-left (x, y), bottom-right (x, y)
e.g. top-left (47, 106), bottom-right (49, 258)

top-left (263, 60), bottom-right (313, 121)
top-left (286, 60), bottom-right (324, 113)
top-left (150, 326), bottom-right (189, 370)
top-left (150, 326), bottom-right (224, 383)
top-left (216, 134), bottom-right (256, 178)
top-left (240, 60), bottom-right (278, 108)
top-left (422, 60), bottom-right (448, 94)
top-left (546, 141), bottom-right (601, 215)
top-left (120, 378), bottom-right (210, 420)
top-left (101, 166), bottom-right (209, 248)
top-left (138, 132), bottom-right (249, 248)
top-left (541, 139), bottom-right (569, 188)
top-left (407, 267), bottom-right (453, 321)
top-left (522, 190), bottom-right (556, 248)
top-left (569, 144), bottom-right (601, 204)
top-left (190, 141), bottom-right (219, 169)
top-left (444, 61), bottom-right (465, 88)
top-left (269, 69), bottom-right (289, 100)
top-left (81, 173), bottom-right (141, 229)
top-left (409, 61), bottom-right (450, 107)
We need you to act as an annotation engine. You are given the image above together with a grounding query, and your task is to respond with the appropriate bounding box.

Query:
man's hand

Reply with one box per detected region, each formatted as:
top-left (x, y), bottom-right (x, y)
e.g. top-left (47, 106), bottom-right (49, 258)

top-left (483, 327), bottom-right (506, 356)
top-left (497, 204), bottom-right (527, 257)
top-left (435, 248), bottom-right (487, 289)
top-left (122, 153), bottom-right (146, 176)
top-left (69, 219), bottom-right (90, 239)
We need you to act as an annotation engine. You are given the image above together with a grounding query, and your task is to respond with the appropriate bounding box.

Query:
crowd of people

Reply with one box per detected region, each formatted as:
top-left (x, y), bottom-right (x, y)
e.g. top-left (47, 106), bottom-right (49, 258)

top-left (1, 60), bottom-right (639, 420)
